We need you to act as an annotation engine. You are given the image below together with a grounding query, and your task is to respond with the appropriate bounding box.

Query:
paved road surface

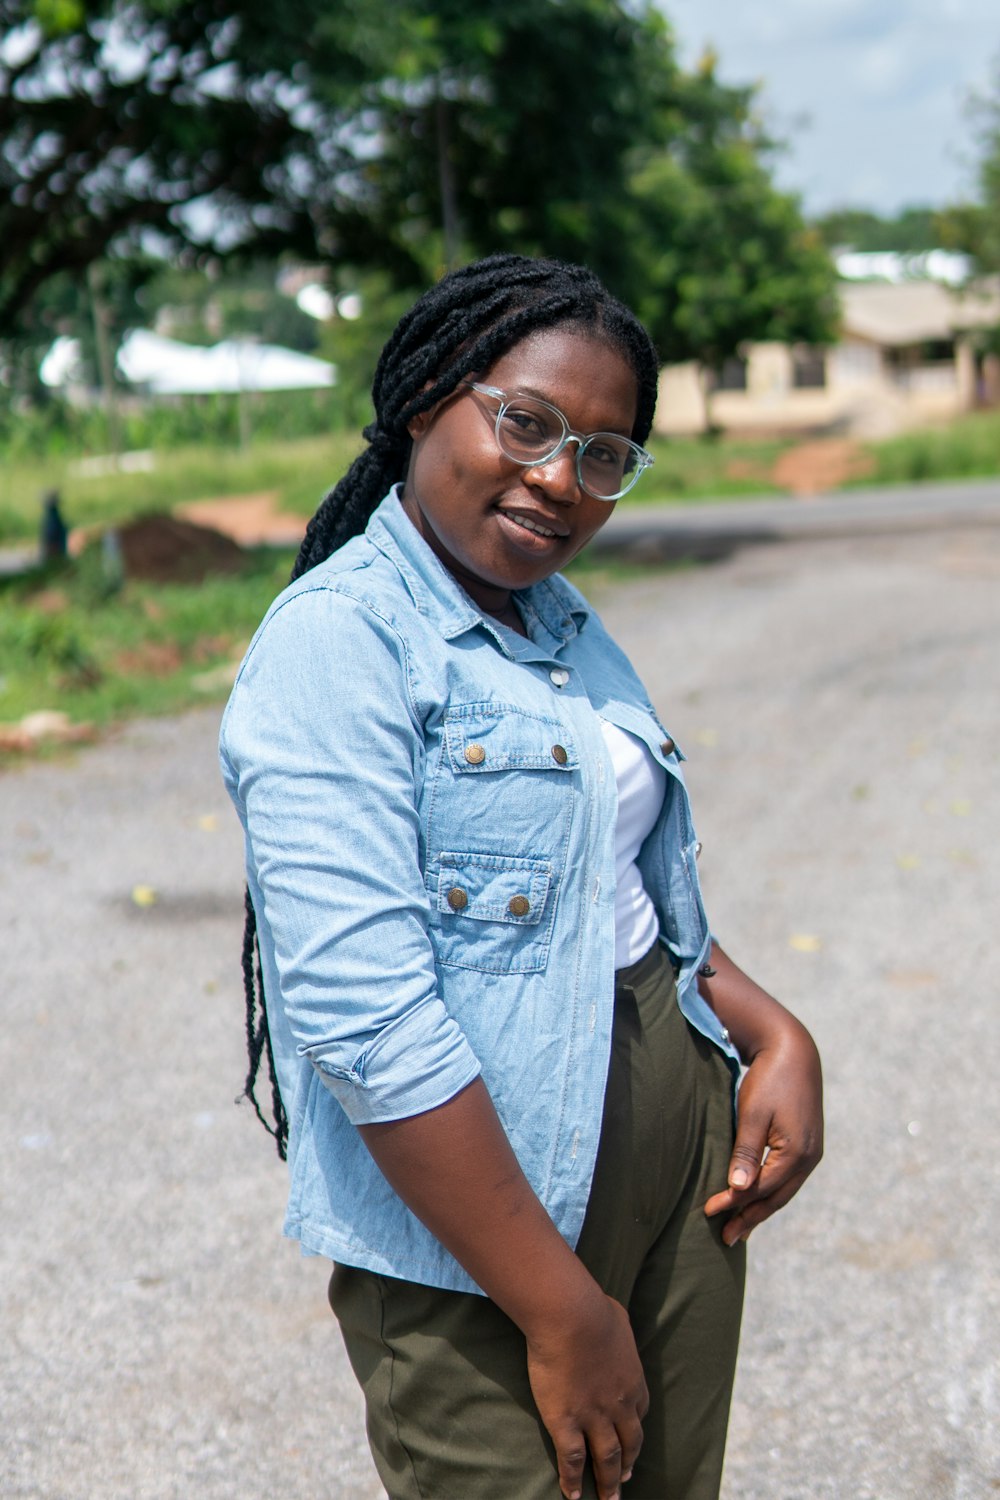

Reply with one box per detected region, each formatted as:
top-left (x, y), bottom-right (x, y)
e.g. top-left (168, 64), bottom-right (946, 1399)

top-left (3, 515), bottom-right (998, 1499)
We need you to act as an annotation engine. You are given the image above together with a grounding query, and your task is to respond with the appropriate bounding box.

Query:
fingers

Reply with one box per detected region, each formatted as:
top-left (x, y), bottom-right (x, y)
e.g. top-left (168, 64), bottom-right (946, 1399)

top-left (553, 1429), bottom-right (588, 1500)
top-left (553, 1410), bottom-right (645, 1500)
top-left (706, 1136), bottom-right (823, 1244)
top-left (716, 1160), bottom-right (813, 1245)
top-left (527, 1291), bottom-right (647, 1500)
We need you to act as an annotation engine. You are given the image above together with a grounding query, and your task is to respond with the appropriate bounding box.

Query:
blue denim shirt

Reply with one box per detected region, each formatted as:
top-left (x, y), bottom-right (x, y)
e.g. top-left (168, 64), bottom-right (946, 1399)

top-left (220, 489), bottom-right (740, 1294)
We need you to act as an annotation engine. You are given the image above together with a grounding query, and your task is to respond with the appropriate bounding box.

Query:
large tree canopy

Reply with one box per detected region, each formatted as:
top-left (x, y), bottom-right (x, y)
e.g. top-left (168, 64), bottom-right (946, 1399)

top-left (0, 0), bottom-right (386, 330)
top-left (1, 0), bottom-right (837, 378)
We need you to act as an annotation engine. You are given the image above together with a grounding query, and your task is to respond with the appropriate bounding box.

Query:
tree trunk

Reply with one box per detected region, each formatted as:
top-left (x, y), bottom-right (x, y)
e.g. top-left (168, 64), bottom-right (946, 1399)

top-left (436, 88), bottom-right (461, 271)
top-left (87, 262), bottom-right (121, 457)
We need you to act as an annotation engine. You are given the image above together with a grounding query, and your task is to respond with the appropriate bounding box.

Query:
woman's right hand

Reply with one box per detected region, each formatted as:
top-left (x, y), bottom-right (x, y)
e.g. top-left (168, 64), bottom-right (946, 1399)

top-left (526, 1288), bottom-right (648, 1500)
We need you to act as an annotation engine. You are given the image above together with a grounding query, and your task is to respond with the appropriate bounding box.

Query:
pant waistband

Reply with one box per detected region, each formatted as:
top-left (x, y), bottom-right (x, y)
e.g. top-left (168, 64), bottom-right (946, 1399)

top-left (614, 939), bottom-right (671, 996)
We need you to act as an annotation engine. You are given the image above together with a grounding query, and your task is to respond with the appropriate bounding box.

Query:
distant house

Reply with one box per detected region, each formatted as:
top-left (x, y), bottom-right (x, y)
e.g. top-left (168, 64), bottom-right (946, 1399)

top-left (656, 278), bottom-right (1000, 438)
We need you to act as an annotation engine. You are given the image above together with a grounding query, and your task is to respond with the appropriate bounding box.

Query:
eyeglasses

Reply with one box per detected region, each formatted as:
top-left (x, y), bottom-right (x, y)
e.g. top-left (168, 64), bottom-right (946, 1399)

top-left (463, 381), bottom-right (654, 501)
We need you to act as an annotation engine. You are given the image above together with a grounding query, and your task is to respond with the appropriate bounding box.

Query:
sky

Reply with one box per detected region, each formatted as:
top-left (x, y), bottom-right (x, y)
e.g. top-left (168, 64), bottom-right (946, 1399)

top-left (660, 0), bottom-right (1000, 215)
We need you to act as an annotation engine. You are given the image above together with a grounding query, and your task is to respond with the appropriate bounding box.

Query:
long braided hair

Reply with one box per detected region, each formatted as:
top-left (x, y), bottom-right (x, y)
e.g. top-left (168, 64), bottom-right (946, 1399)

top-left (240, 252), bottom-right (660, 1158)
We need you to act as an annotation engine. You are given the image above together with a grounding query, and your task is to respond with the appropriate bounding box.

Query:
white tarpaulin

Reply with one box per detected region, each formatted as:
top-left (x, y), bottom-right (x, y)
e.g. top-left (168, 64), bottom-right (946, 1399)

top-left (116, 330), bottom-right (336, 394)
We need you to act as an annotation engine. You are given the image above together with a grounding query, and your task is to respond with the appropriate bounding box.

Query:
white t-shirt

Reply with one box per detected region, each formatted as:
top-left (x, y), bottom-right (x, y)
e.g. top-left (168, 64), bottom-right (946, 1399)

top-left (599, 718), bottom-right (667, 970)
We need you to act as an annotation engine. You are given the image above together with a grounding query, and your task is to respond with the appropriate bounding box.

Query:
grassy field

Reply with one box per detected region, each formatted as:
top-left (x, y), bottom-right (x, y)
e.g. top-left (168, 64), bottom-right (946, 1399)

top-left (0, 429), bottom-right (802, 548)
top-left (2, 406), bottom-right (996, 754)
top-left (3, 407), bottom-right (999, 550)
top-left (0, 546), bottom-right (298, 735)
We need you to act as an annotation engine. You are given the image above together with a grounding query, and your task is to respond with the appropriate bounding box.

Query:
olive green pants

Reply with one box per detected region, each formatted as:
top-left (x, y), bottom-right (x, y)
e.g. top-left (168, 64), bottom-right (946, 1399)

top-left (329, 942), bottom-right (745, 1500)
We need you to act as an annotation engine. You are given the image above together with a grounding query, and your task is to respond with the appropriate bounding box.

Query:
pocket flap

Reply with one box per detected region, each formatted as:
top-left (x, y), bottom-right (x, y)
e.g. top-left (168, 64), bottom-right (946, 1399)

top-left (444, 703), bottom-right (578, 773)
top-left (436, 851), bottom-right (551, 925)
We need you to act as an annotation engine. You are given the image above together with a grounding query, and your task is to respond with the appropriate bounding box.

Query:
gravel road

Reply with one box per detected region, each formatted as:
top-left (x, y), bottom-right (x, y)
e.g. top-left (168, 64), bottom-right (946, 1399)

top-left (2, 514), bottom-right (998, 1500)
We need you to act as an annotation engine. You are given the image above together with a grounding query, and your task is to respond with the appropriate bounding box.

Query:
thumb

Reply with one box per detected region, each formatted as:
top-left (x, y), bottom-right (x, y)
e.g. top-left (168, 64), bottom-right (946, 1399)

top-left (727, 1124), bottom-right (766, 1192)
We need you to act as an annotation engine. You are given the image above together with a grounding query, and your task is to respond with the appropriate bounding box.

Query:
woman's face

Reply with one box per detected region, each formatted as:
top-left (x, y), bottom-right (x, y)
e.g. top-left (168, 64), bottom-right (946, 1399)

top-left (401, 325), bottom-right (639, 612)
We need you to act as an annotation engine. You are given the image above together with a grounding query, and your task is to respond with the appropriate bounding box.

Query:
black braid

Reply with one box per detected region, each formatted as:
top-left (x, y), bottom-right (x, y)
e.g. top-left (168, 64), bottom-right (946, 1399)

top-left (239, 887), bottom-right (288, 1158)
top-left (241, 253), bottom-right (659, 1154)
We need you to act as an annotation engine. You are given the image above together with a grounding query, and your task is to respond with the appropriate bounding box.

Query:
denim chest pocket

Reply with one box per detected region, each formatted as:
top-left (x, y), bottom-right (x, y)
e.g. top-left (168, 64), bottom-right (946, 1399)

top-left (425, 704), bottom-right (576, 974)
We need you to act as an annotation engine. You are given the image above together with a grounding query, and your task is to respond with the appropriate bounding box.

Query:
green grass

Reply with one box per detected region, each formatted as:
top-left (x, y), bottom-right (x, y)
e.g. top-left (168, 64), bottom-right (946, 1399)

top-left (852, 408), bottom-right (1000, 487)
top-left (2, 404), bottom-right (996, 755)
top-left (0, 546), bottom-right (298, 738)
top-left (0, 428), bottom-right (791, 548)
top-left (3, 406), bottom-right (998, 551)
top-left (641, 433), bottom-right (787, 502)
top-left (0, 433), bottom-right (365, 546)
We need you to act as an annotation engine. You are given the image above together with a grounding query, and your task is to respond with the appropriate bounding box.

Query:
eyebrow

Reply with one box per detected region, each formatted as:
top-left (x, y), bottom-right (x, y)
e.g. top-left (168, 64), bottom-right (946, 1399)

top-left (511, 384), bottom-right (635, 439)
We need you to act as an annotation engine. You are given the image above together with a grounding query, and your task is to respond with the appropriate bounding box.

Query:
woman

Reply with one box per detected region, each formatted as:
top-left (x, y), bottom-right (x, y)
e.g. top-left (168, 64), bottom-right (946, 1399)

top-left (220, 254), bottom-right (822, 1500)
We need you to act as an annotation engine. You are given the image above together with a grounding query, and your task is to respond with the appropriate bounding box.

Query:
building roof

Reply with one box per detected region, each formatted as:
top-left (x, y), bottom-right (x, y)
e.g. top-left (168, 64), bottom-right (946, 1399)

top-left (116, 330), bottom-right (336, 394)
top-left (841, 280), bottom-right (1000, 346)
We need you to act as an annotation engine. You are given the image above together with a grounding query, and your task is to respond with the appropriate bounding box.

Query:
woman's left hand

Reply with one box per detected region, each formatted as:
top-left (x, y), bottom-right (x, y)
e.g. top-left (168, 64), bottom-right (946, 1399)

top-left (699, 945), bottom-right (824, 1247)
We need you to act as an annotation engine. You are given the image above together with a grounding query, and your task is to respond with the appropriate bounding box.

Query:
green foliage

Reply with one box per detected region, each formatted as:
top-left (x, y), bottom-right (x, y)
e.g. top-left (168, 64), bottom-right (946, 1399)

top-left (855, 410), bottom-right (1000, 487)
top-left (812, 207), bottom-right (945, 253)
top-left (619, 57), bottom-right (838, 413)
top-left (0, 546), bottom-right (300, 729)
top-left (0, 387), bottom-right (341, 466)
top-left (327, 0), bottom-right (681, 293)
top-left (964, 58), bottom-right (1000, 273)
top-left (314, 271), bottom-right (416, 429)
top-left (2, 0), bottom-right (835, 401)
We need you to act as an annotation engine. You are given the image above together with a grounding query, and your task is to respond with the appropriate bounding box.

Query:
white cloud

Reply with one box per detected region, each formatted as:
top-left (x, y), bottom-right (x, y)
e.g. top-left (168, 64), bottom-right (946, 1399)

top-left (659, 0), bottom-right (1000, 210)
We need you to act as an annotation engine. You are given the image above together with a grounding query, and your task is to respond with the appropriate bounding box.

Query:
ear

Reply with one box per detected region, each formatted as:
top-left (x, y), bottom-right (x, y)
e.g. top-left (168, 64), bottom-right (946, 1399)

top-left (401, 375), bottom-right (449, 438)
top-left (406, 405), bottom-right (433, 441)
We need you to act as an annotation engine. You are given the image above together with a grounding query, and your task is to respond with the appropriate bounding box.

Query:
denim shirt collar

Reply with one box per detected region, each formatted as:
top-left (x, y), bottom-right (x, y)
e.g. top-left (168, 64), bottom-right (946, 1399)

top-left (366, 487), bottom-right (590, 658)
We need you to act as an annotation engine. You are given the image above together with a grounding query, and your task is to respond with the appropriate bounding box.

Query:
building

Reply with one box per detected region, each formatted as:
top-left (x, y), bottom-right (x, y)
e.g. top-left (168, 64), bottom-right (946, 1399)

top-left (656, 278), bottom-right (1000, 439)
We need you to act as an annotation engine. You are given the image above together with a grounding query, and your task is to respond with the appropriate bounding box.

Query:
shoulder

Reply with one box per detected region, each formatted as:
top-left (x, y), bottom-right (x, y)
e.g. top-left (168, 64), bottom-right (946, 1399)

top-left (239, 542), bottom-right (425, 680)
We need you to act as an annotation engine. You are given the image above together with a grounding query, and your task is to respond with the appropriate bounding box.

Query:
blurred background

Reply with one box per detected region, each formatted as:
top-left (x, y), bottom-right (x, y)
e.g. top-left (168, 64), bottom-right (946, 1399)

top-left (2, 0), bottom-right (1000, 737)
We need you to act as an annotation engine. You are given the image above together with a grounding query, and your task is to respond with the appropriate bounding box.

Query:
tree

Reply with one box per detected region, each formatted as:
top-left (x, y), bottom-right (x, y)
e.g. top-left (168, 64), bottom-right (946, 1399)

top-left (255, 6), bottom-right (838, 393)
top-left (322, 0), bottom-right (683, 294)
top-left (812, 206), bottom-right (944, 254)
top-left (2, 0), bottom-right (836, 423)
top-left (948, 57), bottom-right (1000, 274)
top-left (0, 0), bottom-right (398, 333)
top-left (621, 55), bottom-right (838, 419)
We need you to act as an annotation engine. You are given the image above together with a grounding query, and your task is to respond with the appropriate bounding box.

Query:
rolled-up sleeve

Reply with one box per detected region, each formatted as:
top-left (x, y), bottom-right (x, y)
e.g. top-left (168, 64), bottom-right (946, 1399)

top-left (221, 584), bottom-right (482, 1126)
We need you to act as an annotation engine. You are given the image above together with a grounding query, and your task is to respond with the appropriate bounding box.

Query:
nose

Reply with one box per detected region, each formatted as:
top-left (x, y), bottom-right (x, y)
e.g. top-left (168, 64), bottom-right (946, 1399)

top-left (522, 441), bottom-right (582, 503)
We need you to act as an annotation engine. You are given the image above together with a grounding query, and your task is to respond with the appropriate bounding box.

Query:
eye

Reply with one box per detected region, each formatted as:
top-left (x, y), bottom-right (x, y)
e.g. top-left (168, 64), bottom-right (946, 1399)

top-left (500, 404), bottom-right (552, 441)
top-left (584, 439), bottom-right (627, 469)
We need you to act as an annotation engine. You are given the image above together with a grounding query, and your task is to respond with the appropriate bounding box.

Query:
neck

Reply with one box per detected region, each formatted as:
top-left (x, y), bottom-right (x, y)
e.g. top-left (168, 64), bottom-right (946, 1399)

top-left (486, 595), bottom-right (527, 636)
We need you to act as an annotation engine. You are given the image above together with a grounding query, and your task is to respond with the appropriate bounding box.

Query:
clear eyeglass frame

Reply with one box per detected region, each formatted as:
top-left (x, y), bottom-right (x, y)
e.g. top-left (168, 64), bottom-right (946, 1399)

top-left (463, 381), bottom-right (654, 501)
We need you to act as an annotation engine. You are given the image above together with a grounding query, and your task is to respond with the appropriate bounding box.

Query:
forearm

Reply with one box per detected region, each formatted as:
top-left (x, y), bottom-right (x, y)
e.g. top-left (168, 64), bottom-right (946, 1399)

top-left (361, 1077), bottom-right (648, 1500)
top-left (699, 941), bottom-right (823, 1234)
top-left (699, 940), bottom-right (817, 1063)
top-left (358, 1077), bottom-right (601, 1337)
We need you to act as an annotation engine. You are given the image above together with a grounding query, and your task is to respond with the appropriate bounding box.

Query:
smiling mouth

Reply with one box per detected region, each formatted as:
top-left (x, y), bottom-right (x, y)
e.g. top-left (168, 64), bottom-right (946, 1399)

top-left (498, 509), bottom-right (563, 540)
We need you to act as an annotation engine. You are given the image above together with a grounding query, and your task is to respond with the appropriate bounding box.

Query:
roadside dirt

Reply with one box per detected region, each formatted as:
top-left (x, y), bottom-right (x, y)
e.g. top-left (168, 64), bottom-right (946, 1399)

top-left (769, 438), bottom-right (875, 496)
top-left (174, 493), bottom-right (306, 547)
top-left (61, 444), bottom-right (881, 588)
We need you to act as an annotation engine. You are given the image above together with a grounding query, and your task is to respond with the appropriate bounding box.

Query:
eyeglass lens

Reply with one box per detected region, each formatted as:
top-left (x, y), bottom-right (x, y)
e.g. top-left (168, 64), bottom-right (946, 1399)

top-left (496, 398), bottom-right (641, 499)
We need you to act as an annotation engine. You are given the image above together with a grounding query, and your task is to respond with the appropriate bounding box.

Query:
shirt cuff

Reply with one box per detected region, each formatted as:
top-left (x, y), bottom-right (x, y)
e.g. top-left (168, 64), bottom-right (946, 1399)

top-left (314, 994), bottom-right (483, 1126)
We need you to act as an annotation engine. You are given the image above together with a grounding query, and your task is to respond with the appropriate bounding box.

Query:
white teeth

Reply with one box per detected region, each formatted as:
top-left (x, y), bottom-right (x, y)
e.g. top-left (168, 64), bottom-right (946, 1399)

top-left (505, 513), bottom-right (556, 538)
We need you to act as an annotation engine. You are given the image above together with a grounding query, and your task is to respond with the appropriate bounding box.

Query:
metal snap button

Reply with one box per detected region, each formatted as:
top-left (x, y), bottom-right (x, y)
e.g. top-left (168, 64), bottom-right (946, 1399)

top-left (464, 743), bottom-right (486, 765)
top-left (446, 887), bottom-right (468, 911)
top-left (550, 744), bottom-right (568, 765)
top-left (660, 737), bottom-right (675, 756)
top-left (549, 668), bottom-right (570, 688)
top-left (508, 894), bottom-right (530, 917)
